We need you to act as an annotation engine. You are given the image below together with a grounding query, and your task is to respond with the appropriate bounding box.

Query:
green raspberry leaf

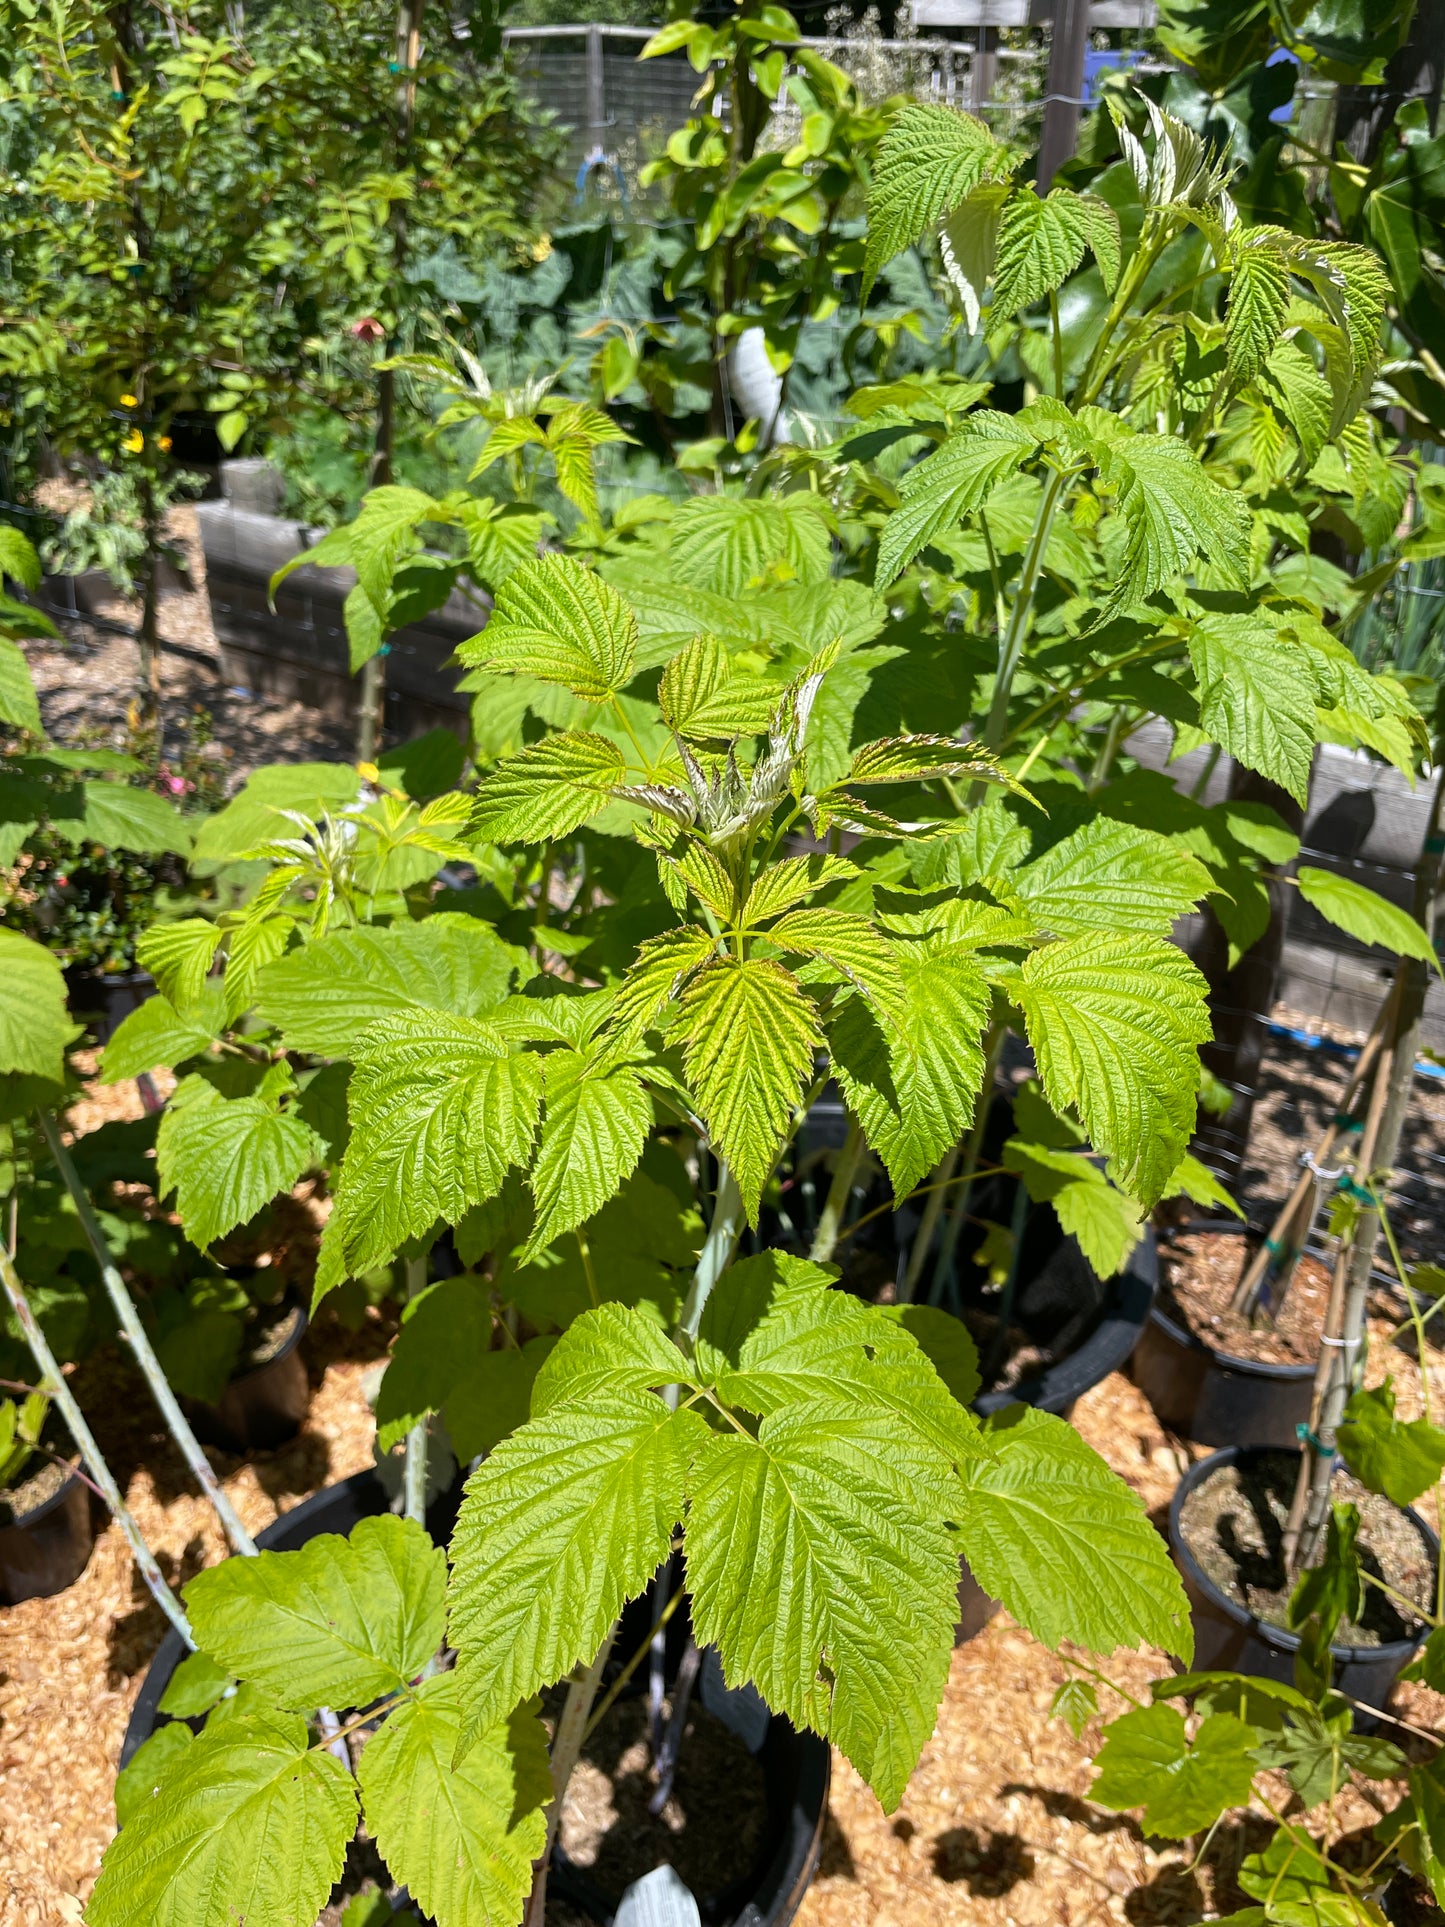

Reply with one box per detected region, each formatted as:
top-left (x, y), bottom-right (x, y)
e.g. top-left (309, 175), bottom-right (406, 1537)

top-left (449, 1384), bottom-right (706, 1750)
top-left (957, 1407), bottom-right (1193, 1661)
top-left (458, 552), bottom-right (637, 701)
top-left (359, 1679), bottom-right (551, 1927)
top-left (675, 957), bottom-right (822, 1224)
top-left (256, 915), bottom-right (529, 1057)
top-left (470, 731), bottom-right (627, 846)
top-left (1338, 1381), bottom-right (1445, 1506)
top-left (684, 1400), bottom-right (960, 1812)
top-left (1297, 866), bottom-right (1438, 965)
top-left (184, 1514), bottom-right (446, 1709)
top-left (0, 930), bottom-right (70, 1084)
top-left (831, 951), bottom-right (991, 1199)
top-left (1014, 933), bottom-right (1211, 1207)
top-left (1092, 1704), bottom-right (1257, 1837)
top-left (87, 1709), bottom-right (356, 1927)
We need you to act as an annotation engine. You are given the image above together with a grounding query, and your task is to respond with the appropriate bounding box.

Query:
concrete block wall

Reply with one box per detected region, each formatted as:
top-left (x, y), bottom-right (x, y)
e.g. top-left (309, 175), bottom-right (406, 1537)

top-left (195, 500), bottom-right (490, 745)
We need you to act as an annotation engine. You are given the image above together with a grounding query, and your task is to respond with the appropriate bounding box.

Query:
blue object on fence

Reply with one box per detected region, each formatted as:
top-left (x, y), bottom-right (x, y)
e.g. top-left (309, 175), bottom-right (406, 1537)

top-left (575, 145), bottom-right (629, 211)
top-left (1081, 48), bottom-right (1147, 104)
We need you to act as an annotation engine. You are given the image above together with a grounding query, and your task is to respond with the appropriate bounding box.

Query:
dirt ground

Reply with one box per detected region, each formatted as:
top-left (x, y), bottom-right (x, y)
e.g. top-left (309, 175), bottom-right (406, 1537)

top-left (21, 501), bottom-right (352, 778)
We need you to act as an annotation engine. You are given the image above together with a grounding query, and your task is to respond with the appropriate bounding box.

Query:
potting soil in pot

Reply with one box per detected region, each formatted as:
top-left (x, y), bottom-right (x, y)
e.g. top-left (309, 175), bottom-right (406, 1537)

top-left (1160, 1233), bottom-right (1332, 1366)
top-left (958, 1306), bottom-right (1050, 1394)
top-left (547, 1684), bottom-right (769, 1908)
top-left (1178, 1449), bottom-right (1434, 1642)
top-left (239, 1299), bottom-right (304, 1372)
top-left (0, 1454), bottom-right (71, 1525)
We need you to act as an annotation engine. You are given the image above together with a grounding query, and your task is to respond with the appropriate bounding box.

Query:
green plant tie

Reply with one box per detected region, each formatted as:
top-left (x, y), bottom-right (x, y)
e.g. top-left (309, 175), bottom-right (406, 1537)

top-left (1296, 1422), bottom-right (1336, 1458)
top-left (1336, 1175), bottom-right (1373, 1203)
top-left (1330, 1113), bottom-right (1364, 1132)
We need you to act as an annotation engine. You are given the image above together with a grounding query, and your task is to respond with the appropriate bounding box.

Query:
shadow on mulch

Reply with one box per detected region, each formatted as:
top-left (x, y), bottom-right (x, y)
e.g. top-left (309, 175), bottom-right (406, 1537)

top-left (818, 1807), bottom-right (857, 1880)
top-left (105, 1532), bottom-right (208, 1684)
top-left (1001, 1785), bottom-right (1147, 1844)
top-left (930, 1825), bottom-right (1035, 1894)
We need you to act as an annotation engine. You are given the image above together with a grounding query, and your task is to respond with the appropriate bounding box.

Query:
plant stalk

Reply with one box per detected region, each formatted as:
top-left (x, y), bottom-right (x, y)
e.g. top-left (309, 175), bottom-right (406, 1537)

top-left (39, 1110), bottom-right (259, 1559)
top-left (678, 1157), bottom-right (743, 1344)
top-left (899, 1145), bottom-right (960, 1303)
top-left (809, 1119), bottom-right (865, 1265)
top-left (0, 1246), bottom-right (193, 1646)
top-left (402, 1254), bottom-right (428, 1527)
top-left (980, 468), bottom-right (1069, 759)
top-left (524, 1628), bottom-right (617, 1927)
top-left (928, 1021), bottom-right (1006, 1307)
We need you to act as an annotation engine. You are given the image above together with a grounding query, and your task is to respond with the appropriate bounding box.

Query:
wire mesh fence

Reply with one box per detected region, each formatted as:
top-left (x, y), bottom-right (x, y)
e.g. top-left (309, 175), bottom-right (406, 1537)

top-left (500, 12), bottom-right (1162, 178)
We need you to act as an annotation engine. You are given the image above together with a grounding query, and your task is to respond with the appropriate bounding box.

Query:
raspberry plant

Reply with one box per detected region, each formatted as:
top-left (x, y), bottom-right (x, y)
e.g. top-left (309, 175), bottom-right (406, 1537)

top-left (0, 84), bottom-right (1435, 1927)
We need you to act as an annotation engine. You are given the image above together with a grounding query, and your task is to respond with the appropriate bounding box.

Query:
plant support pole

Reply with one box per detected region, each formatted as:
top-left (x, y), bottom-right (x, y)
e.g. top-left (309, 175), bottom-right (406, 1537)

top-left (39, 1111), bottom-right (259, 1559)
top-left (1283, 1012), bottom-right (1397, 1573)
top-left (0, 1247), bottom-right (193, 1646)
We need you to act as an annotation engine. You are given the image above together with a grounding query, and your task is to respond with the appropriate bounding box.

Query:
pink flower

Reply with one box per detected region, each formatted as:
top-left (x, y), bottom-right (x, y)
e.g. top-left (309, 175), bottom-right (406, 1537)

top-left (350, 316), bottom-right (385, 344)
top-left (163, 774), bottom-right (189, 795)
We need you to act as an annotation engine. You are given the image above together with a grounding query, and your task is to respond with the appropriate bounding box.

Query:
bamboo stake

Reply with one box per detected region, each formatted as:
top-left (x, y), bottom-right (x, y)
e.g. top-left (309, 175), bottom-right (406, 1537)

top-left (1230, 1017), bottom-right (1387, 1317)
top-left (1281, 1006), bottom-right (1398, 1574)
top-left (0, 1247), bottom-right (193, 1646)
top-left (39, 1111), bottom-right (259, 1559)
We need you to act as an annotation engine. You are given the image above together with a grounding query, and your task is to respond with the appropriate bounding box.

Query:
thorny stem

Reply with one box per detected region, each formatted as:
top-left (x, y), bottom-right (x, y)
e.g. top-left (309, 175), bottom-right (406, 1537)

top-left (0, 1246), bottom-right (193, 1647)
top-left (39, 1110), bottom-right (259, 1559)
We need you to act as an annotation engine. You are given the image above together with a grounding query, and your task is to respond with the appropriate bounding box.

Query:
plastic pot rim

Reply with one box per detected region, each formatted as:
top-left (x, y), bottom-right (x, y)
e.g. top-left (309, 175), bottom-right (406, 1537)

top-left (973, 1226), bottom-right (1158, 1417)
top-left (1167, 1443), bottom-right (1436, 1668)
top-left (1152, 1221), bottom-right (1320, 1385)
top-left (0, 1458), bottom-right (87, 1532)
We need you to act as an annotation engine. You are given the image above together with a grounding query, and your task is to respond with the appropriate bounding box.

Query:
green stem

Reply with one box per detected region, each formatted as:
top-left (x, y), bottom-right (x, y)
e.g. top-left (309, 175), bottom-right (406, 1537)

top-left (524, 1629), bottom-right (617, 1927)
top-left (678, 1158), bottom-right (743, 1345)
top-left (0, 1246), bottom-right (193, 1647)
top-left (981, 468), bottom-right (1070, 758)
top-left (39, 1110), bottom-right (258, 1559)
top-left (900, 1146), bottom-right (959, 1304)
top-left (929, 1021), bottom-right (1006, 1306)
top-left (809, 1119), bottom-right (865, 1264)
top-left (402, 1254), bottom-right (428, 1529)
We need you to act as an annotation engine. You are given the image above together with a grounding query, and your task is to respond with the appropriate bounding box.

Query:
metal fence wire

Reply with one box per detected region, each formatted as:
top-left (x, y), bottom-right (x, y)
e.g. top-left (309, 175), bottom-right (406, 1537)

top-left (500, 14), bottom-right (1161, 177)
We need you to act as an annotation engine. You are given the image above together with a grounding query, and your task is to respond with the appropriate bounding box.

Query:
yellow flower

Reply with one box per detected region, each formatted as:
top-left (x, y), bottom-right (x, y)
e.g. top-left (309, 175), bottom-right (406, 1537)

top-left (158, 435), bottom-right (172, 452)
top-left (357, 761), bottom-right (380, 783)
top-left (531, 235), bottom-right (552, 263)
top-left (119, 392), bottom-right (139, 408)
top-left (123, 429), bottom-right (144, 453)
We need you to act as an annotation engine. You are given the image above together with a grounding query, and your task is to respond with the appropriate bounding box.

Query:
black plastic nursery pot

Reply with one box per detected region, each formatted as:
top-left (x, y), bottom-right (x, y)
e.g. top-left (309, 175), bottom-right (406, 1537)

top-left (181, 1293), bottom-right (310, 1454)
top-left (62, 968), bottom-right (155, 1046)
top-left (0, 1464), bottom-right (96, 1605)
top-left (121, 1470), bottom-right (831, 1927)
top-left (1131, 1223), bottom-right (1316, 1449)
top-left (971, 1225), bottom-right (1159, 1421)
top-left (1168, 1446), bottom-right (1436, 1711)
top-left (550, 1577), bottom-right (830, 1927)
